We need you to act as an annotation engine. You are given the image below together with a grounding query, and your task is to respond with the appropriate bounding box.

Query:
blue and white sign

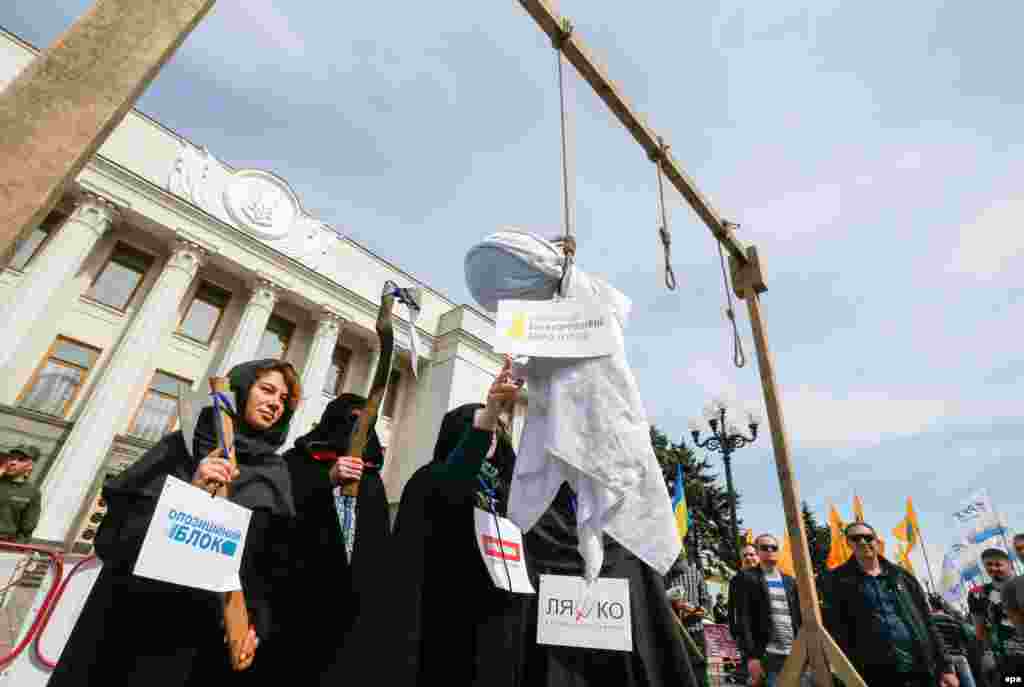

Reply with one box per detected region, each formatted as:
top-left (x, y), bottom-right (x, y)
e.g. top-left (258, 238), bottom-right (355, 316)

top-left (133, 476), bottom-right (252, 592)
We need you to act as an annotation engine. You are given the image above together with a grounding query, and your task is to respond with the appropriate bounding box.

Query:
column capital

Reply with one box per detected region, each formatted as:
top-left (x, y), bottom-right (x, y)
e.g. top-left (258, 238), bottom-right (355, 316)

top-left (166, 237), bottom-right (207, 276)
top-left (314, 308), bottom-right (345, 341)
top-left (70, 192), bottom-right (119, 237)
top-left (248, 276), bottom-right (281, 311)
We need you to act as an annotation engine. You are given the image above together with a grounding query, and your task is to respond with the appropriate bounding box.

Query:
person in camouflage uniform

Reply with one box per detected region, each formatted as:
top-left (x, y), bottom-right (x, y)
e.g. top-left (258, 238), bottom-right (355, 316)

top-left (0, 444), bottom-right (41, 543)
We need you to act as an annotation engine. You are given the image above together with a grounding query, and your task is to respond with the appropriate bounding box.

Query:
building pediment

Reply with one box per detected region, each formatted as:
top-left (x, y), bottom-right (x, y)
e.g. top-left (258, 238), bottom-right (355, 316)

top-left (168, 141), bottom-right (338, 271)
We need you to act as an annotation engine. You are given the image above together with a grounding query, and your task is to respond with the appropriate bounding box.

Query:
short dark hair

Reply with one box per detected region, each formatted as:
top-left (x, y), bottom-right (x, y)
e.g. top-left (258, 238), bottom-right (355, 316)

top-left (1014, 533), bottom-right (1024, 544)
top-left (981, 548), bottom-right (1010, 562)
top-left (844, 522), bottom-right (876, 537)
top-left (741, 543), bottom-right (758, 553)
top-left (927, 594), bottom-right (945, 613)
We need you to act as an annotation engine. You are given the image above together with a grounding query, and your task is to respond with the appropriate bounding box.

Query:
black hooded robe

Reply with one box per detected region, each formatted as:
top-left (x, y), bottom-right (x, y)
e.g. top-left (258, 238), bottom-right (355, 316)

top-left (325, 404), bottom-right (698, 687)
top-left (258, 393), bottom-right (389, 684)
top-left (48, 360), bottom-right (296, 686)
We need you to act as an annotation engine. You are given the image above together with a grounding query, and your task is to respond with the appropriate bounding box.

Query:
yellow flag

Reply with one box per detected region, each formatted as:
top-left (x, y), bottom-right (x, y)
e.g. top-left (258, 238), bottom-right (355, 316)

top-left (853, 495), bottom-right (865, 523)
top-left (744, 529), bottom-right (754, 545)
top-left (897, 542), bottom-right (915, 574)
top-left (827, 503), bottom-right (852, 569)
top-left (892, 497), bottom-right (920, 551)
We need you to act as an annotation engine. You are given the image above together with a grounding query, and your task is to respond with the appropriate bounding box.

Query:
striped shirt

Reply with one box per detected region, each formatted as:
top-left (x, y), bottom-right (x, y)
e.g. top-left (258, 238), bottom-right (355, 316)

top-left (764, 569), bottom-right (794, 655)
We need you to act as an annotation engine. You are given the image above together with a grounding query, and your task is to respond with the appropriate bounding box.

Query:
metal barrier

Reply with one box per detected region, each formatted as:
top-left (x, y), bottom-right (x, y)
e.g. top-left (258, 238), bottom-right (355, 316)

top-left (0, 542), bottom-right (97, 671)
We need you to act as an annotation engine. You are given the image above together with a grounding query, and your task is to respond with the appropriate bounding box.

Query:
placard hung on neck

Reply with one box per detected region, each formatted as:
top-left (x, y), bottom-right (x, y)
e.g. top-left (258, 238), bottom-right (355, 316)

top-left (493, 299), bottom-right (618, 359)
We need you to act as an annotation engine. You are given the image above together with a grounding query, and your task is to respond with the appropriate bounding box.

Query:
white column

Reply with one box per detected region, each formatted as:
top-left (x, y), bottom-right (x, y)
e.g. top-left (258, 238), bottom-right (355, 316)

top-left (0, 194), bottom-right (115, 371)
top-left (284, 309), bottom-right (343, 448)
top-left (362, 346), bottom-right (380, 396)
top-left (35, 239), bottom-right (206, 546)
top-left (217, 277), bottom-right (279, 374)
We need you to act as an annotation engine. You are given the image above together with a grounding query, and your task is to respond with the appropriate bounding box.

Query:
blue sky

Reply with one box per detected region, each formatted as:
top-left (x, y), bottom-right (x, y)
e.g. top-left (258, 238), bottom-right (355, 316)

top-left (6, 1), bottom-right (1023, 583)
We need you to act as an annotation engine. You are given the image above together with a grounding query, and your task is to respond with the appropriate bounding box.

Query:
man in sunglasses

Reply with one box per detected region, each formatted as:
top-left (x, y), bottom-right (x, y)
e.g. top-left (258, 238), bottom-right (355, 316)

top-left (821, 522), bottom-right (958, 687)
top-left (731, 534), bottom-right (805, 686)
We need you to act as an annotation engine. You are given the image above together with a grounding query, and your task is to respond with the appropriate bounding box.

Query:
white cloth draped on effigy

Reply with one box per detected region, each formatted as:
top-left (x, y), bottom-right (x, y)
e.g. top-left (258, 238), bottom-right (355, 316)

top-left (465, 229), bottom-right (680, 579)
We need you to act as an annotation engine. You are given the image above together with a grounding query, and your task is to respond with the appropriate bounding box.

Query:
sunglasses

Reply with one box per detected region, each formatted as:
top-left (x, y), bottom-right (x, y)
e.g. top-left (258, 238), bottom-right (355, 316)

top-left (849, 534), bottom-right (875, 544)
top-left (758, 545), bottom-right (778, 552)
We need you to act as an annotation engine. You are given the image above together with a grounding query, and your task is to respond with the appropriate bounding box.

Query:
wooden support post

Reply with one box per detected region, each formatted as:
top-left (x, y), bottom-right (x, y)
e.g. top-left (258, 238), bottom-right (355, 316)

top-left (0, 0), bottom-right (216, 256)
top-left (731, 247), bottom-right (865, 687)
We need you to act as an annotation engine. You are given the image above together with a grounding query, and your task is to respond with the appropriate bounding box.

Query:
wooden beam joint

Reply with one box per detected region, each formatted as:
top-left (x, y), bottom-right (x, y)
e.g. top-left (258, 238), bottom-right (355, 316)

top-left (730, 245), bottom-right (768, 298)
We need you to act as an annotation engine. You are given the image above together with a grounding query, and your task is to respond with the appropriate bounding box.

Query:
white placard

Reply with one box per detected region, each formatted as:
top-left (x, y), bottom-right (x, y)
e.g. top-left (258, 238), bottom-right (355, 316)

top-left (537, 574), bottom-right (632, 652)
top-left (473, 508), bottom-right (535, 594)
top-left (494, 299), bottom-right (618, 359)
top-left (133, 476), bottom-right (252, 593)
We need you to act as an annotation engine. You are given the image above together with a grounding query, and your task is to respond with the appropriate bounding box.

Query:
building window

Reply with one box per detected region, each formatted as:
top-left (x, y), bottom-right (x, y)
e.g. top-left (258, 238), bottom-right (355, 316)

top-left (8, 211), bottom-right (63, 272)
top-left (85, 242), bottom-right (154, 311)
top-left (382, 370), bottom-right (401, 418)
top-left (129, 370), bottom-right (191, 443)
top-left (323, 346), bottom-right (352, 397)
top-left (255, 314), bottom-right (294, 360)
top-left (19, 337), bottom-right (101, 417)
top-left (178, 281), bottom-right (231, 344)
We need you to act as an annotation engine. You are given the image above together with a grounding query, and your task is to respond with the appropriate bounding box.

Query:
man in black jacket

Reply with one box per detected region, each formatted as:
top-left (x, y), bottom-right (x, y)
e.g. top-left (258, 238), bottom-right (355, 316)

top-left (821, 522), bottom-right (958, 687)
top-left (732, 534), bottom-right (804, 687)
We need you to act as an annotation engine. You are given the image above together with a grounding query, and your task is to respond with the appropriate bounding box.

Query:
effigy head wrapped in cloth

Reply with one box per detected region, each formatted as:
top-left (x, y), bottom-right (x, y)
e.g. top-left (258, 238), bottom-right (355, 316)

top-left (465, 229), bottom-right (680, 580)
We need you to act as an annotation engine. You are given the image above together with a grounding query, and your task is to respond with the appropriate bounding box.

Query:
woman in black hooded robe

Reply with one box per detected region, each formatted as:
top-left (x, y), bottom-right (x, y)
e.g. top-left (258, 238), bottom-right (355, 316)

top-left (327, 359), bottom-right (698, 687)
top-left (48, 359), bottom-right (300, 686)
top-left (259, 393), bottom-right (388, 683)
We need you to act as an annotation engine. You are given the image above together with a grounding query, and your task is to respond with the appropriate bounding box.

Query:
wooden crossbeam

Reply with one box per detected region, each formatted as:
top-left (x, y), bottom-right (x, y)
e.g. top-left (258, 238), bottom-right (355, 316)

top-left (517, 0), bottom-right (747, 263)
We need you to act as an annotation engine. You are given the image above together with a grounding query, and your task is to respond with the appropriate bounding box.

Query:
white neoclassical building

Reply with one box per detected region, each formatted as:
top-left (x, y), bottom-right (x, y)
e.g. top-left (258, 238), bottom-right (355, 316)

top-left (0, 27), bottom-right (515, 684)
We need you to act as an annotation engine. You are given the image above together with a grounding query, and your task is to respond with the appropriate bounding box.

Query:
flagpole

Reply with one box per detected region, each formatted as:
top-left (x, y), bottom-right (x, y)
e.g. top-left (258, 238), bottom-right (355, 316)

top-left (912, 520), bottom-right (938, 594)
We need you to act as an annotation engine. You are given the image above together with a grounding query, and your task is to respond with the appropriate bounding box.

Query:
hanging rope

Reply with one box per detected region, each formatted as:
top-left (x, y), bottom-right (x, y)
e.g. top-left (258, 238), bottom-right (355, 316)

top-left (651, 138), bottom-right (677, 291)
top-left (717, 221), bottom-right (746, 368)
top-left (553, 18), bottom-right (575, 295)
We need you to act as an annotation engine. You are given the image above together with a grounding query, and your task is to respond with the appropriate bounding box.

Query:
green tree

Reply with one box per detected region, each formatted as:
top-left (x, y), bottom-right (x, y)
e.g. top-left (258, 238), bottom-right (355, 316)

top-left (651, 426), bottom-right (743, 571)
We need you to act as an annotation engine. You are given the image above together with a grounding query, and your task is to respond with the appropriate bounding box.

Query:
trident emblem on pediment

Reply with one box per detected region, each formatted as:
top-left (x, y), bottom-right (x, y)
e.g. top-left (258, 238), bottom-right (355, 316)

top-left (241, 186), bottom-right (281, 228)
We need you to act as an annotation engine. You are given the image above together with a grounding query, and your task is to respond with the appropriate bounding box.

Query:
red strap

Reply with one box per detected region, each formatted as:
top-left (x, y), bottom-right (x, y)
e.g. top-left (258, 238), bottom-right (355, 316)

top-left (310, 450), bottom-right (338, 463)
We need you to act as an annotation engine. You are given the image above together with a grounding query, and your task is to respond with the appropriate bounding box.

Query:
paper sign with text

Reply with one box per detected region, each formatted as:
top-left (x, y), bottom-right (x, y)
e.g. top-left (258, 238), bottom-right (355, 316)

top-left (474, 508), bottom-right (535, 594)
top-left (133, 476), bottom-right (252, 593)
top-left (537, 574), bottom-right (632, 652)
top-left (494, 299), bottom-right (618, 359)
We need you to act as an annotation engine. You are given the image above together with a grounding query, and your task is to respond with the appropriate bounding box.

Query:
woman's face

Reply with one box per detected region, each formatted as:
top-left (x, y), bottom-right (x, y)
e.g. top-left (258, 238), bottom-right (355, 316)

top-left (244, 370), bottom-right (290, 430)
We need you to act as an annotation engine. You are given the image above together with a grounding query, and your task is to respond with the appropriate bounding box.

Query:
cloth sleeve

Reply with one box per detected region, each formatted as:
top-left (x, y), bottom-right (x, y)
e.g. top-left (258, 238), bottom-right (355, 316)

top-left (239, 511), bottom-right (279, 641)
top-left (732, 574), bottom-right (763, 660)
top-left (429, 425), bottom-right (494, 504)
top-left (820, 572), bottom-right (852, 661)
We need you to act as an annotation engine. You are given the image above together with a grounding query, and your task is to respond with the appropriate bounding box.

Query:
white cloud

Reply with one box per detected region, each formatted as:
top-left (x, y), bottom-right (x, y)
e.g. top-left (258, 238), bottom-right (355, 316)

top-left (948, 198), bottom-right (1024, 279)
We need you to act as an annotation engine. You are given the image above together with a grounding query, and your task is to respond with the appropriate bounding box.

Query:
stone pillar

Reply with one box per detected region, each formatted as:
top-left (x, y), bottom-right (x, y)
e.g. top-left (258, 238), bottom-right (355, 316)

top-left (0, 0), bottom-right (216, 258)
top-left (34, 238), bottom-right (206, 546)
top-left (362, 346), bottom-right (381, 396)
top-left (0, 194), bottom-right (116, 371)
top-left (284, 309), bottom-right (343, 448)
top-left (217, 277), bottom-right (279, 374)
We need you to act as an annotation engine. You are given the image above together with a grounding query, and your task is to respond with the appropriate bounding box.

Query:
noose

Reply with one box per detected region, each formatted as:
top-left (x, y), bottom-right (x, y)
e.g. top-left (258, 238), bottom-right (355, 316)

top-left (651, 138), bottom-right (678, 291)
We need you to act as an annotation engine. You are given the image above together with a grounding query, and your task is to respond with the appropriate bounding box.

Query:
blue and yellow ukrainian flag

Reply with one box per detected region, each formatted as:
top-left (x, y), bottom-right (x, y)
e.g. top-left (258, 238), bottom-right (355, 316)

top-left (672, 463), bottom-right (688, 543)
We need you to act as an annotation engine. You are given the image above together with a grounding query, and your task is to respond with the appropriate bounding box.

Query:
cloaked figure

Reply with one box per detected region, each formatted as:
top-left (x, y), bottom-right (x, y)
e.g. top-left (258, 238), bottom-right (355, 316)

top-left (50, 359), bottom-right (300, 686)
top-left (324, 361), bottom-right (698, 687)
top-left (259, 393), bottom-right (388, 683)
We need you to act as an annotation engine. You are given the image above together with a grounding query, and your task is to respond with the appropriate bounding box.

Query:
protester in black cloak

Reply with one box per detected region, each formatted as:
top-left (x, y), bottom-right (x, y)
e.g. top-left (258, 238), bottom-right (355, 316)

top-left (321, 362), bottom-right (524, 687)
top-left (49, 359), bottom-right (300, 686)
top-left (260, 393), bottom-right (387, 683)
top-left (326, 359), bottom-right (699, 687)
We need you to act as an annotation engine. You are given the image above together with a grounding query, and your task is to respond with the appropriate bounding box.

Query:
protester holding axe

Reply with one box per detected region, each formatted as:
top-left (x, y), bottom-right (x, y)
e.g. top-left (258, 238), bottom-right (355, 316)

top-left (49, 359), bottom-right (300, 686)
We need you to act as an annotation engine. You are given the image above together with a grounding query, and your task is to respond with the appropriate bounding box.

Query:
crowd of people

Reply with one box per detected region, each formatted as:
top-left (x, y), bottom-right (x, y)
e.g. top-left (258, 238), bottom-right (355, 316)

top-left (3, 355), bottom-right (1023, 687)
top-left (665, 521), bottom-right (1024, 687)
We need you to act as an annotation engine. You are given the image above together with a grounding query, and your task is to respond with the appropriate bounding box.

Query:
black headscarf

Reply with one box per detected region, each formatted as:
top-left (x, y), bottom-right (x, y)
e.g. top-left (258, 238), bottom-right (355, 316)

top-left (294, 392), bottom-right (384, 466)
top-left (105, 359), bottom-right (297, 516)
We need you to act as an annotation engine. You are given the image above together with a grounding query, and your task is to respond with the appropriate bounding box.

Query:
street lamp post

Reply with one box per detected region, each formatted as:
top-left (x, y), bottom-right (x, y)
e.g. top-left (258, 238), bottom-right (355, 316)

top-left (688, 399), bottom-right (760, 566)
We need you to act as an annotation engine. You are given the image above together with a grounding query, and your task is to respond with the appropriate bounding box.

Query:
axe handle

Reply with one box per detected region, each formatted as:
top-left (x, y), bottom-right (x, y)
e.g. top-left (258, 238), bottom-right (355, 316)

top-left (209, 377), bottom-right (252, 671)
